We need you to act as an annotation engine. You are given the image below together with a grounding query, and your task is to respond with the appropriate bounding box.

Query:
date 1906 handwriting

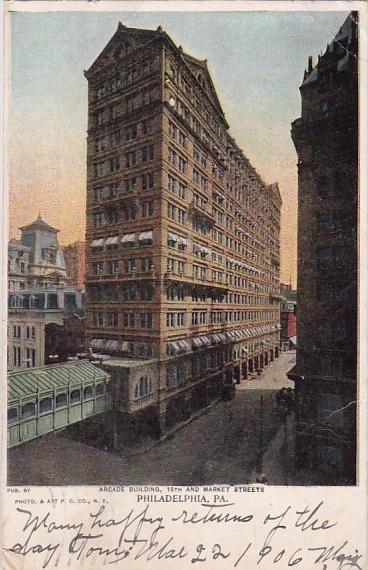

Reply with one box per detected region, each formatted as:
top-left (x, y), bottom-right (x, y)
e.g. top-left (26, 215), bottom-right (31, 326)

top-left (4, 501), bottom-right (364, 569)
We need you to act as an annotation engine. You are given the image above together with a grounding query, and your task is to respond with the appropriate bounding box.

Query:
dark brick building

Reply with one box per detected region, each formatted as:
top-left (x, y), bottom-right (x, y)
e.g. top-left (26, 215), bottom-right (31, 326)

top-left (289, 12), bottom-right (358, 484)
top-left (84, 23), bottom-right (281, 437)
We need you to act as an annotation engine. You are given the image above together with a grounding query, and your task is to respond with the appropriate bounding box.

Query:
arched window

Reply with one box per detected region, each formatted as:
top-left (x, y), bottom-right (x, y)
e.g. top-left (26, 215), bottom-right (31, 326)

top-left (70, 389), bottom-right (81, 404)
top-left (40, 397), bottom-right (53, 414)
top-left (8, 407), bottom-right (18, 424)
top-left (96, 383), bottom-right (105, 396)
top-left (56, 393), bottom-right (67, 408)
top-left (22, 402), bottom-right (36, 419)
top-left (83, 386), bottom-right (94, 400)
top-left (135, 376), bottom-right (153, 399)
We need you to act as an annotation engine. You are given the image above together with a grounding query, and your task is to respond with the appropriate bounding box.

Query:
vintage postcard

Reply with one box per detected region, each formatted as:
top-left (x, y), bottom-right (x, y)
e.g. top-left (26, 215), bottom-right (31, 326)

top-left (1, 1), bottom-right (367, 568)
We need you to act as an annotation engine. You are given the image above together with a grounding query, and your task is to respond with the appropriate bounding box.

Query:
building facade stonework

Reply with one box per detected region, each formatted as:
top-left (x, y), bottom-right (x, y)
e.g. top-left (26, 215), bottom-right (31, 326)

top-left (290, 13), bottom-right (358, 483)
top-left (8, 310), bottom-right (45, 372)
top-left (63, 241), bottom-right (86, 287)
top-left (85, 24), bottom-right (281, 435)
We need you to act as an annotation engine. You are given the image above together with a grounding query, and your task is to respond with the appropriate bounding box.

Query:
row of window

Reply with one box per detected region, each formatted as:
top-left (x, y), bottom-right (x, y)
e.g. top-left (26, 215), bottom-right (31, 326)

top-left (169, 120), bottom-right (187, 148)
top-left (91, 258), bottom-right (154, 276)
top-left (92, 311), bottom-right (153, 329)
top-left (92, 201), bottom-right (154, 226)
top-left (12, 325), bottom-right (36, 340)
top-left (166, 310), bottom-right (276, 327)
top-left (89, 284), bottom-right (154, 302)
top-left (8, 384), bottom-right (107, 422)
top-left (93, 144), bottom-right (155, 178)
top-left (94, 117), bottom-right (154, 152)
top-left (12, 347), bottom-right (36, 368)
top-left (91, 186), bottom-right (275, 261)
top-left (94, 87), bottom-right (157, 126)
top-left (134, 376), bottom-right (153, 400)
top-left (165, 258), bottom-right (267, 283)
top-left (94, 56), bottom-right (158, 100)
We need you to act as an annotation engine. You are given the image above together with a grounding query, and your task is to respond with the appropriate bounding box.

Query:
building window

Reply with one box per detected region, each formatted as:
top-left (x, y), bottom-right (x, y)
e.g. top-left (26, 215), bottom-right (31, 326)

top-left (92, 261), bottom-right (104, 275)
top-left (84, 386), bottom-right (94, 400)
top-left (123, 285), bottom-right (136, 301)
top-left (13, 346), bottom-right (21, 367)
top-left (94, 162), bottom-right (105, 178)
top-left (110, 156), bottom-right (120, 172)
top-left (126, 124), bottom-right (138, 141)
top-left (141, 258), bottom-right (154, 273)
top-left (123, 313), bottom-right (135, 327)
top-left (123, 206), bottom-right (137, 221)
top-left (166, 313), bottom-right (176, 327)
top-left (22, 403), bottom-right (36, 419)
top-left (140, 284), bottom-right (154, 300)
top-left (125, 151), bottom-right (137, 168)
top-left (13, 325), bottom-right (21, 338)
top-left (8, 408), bottom-right (18, 424)
top-left (134, 376), bottom-right (153, 399)
top-left (124, 258), bottom-right (136, 274)
top-left (110, 131), bottom-right (120, 146)
top-left (142, 201), bottom-right (153, 217)
top-left (70, 390), bottom-right (81, 404)
top-left (143, 88), bottom-right (155, 106)
top-left (125, 177), bottom-right (137, 193)
top-left (142, 118), bottom-right (153, 135)
top-left (142, 145), bottom-right (154, 163)
top-left (142, 172), bottom-right (154, 190)
top-left (93, 212), bottom-right (105, 228)
top-left (56, 394), bottom-right (67, 408)
top-left (140, 313), bottom-right (153, 328)
top-left (40, 397), bottom-right (53, 414)
top-left (107, 260), bottom-right (119, 275)
top-left (107, 312), bottom-right (118, 328)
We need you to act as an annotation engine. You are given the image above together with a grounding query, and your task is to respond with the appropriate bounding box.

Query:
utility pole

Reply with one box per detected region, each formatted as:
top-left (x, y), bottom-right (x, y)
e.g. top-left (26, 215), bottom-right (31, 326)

top-left (257, 395), bottom-right (264, 473)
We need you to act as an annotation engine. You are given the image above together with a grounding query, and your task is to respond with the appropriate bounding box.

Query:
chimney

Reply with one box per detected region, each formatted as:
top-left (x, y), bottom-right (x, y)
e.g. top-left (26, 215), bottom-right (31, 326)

top-left (308, 56), bottom-right (313, 73)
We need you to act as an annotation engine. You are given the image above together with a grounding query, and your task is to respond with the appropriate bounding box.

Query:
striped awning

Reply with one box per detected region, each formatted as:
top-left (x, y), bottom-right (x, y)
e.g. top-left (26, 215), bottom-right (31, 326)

top-left (178, 339), bottom-right (191, 352)
top-left (92, 238), bottom-right (104, 247)
top-left (105, 235), bottom-right (119, 245)
top-left (178, 235), bottom-right (189, 246)
top-left (139, 230), bottom-right (153, 241)
top-left (121, 233), bottom-right (135, 243)
top-left (91, 338), bottom-right (104, 349)
top-left (167, 341), bottom-right (180, 354)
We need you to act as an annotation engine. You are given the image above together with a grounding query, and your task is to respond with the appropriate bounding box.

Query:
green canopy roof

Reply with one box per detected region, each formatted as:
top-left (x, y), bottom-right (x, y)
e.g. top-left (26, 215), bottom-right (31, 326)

top-left (8, 361), bottom-right (110, 403)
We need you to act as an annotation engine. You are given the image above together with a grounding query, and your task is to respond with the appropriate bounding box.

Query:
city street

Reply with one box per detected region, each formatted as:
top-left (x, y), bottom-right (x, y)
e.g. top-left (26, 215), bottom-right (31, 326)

top-left (8, 351), bottom-right (296, 486)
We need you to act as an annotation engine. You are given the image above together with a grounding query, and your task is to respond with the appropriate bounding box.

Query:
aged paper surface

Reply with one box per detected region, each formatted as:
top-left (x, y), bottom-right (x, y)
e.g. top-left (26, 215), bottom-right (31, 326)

top-left (1, 1), bottom-right (367, 568)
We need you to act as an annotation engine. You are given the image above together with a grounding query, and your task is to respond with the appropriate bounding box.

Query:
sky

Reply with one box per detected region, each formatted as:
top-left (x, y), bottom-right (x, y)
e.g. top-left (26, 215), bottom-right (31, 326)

top-left (9, 9), bottom-right (349, 288)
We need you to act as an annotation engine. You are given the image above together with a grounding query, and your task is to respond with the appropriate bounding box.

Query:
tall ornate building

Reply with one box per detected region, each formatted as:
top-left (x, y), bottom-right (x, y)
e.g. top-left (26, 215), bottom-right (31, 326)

top-left (290, 13), bottom-right (358, 483)
top-left (84, 24), bottom-right (281, 435)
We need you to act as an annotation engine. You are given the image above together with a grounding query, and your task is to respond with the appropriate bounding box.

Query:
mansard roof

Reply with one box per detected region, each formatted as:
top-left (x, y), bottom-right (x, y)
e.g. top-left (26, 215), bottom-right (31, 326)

top-left (19, 215), bottom-right (59, 234)
top-left (8, 239), bottom-right (31, 252)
